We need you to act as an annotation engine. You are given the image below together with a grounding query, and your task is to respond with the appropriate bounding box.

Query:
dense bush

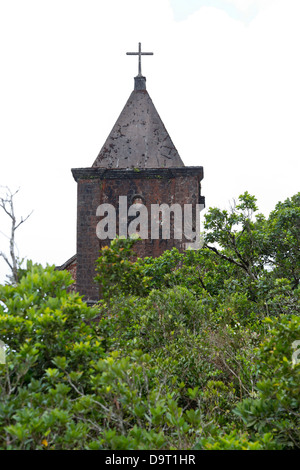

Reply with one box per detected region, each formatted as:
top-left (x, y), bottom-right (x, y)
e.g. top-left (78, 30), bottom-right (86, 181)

top-left (0, 192), bottom-right (299, 450)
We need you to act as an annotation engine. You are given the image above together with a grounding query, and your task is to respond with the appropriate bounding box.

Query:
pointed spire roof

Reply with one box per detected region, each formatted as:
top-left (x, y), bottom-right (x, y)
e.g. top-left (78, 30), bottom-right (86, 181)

top-left (92, 75), bottom-right (184, 169)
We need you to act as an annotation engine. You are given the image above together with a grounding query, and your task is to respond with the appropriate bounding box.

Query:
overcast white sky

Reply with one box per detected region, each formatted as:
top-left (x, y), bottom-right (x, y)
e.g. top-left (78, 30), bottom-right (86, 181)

top-left (0, 0), bottom-right (299, 282)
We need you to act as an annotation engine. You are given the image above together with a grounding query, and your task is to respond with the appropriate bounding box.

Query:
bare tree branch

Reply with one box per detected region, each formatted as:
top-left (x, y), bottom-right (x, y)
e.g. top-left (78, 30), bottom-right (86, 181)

top-left (15, 211), bottom-right (33, 231)
top-left (205, 244), bottom-right (247, 272)
top-left (0, 250), bottom-right (14, 272)
top-left (0, 186), bottom-right (33, 283)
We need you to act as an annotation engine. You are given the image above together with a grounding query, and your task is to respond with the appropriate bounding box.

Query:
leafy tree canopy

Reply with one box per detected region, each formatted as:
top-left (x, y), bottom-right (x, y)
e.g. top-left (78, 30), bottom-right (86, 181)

top-left (0, 192), bottom-right (299, 450)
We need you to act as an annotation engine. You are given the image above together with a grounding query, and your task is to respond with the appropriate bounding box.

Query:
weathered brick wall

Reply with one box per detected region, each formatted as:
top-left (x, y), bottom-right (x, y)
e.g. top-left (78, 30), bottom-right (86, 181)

top-left (73, 167), bottom-right (204, 301)
top-left (64, 259), bottom-right (77, 292)
top-left (55, 255), bottom-right (77, 292)
top-left (76, 180), bottom-right (102, 300)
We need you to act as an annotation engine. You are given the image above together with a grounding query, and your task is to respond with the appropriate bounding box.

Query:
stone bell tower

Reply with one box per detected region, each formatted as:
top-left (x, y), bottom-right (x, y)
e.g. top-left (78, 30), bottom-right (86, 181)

top-left (71, 43), bottom-right (204, 301)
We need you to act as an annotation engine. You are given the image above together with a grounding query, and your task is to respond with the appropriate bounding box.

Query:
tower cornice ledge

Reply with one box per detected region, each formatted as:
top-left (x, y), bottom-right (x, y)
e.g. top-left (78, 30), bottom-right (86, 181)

top-left (71, 166), bottom-right (204, 182)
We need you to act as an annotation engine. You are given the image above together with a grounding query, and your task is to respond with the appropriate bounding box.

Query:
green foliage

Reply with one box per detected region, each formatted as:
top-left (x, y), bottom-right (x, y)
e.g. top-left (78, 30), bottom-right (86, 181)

top-left (204, 191), bottom-right (300, 291)
top-left (264, 193), bottom-right (300, 288)
top-left (0, 191), bottom-right (299, 450)
top-left (95, 237), bottom-right (150, 299)
top-left (234, 314), bottom-right (300, 448)
top-left (195, 430), bottom-right (282, 450)
top-left (0, 262), bottom-right (102, 384)
top-left (204, 192), bottom-right (266, 281)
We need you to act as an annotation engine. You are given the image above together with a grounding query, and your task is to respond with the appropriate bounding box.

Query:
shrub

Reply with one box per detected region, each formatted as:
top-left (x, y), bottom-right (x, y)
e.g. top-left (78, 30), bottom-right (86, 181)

top-left (234, 315), bottom-right (300, 448)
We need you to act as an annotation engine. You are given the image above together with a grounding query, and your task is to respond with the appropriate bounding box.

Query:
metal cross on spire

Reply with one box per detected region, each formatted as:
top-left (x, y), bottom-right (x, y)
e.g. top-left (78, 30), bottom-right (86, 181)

top-left (126, 42), bottom-right (154, 77)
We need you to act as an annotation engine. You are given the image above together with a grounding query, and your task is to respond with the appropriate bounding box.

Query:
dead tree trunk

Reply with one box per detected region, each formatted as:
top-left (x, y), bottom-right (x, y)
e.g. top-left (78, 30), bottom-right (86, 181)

top-left (0, 187), bottom-right (32, 283)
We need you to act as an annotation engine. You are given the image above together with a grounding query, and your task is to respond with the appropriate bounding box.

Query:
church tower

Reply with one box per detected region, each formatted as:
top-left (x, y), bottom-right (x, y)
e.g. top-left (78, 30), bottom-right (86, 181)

top-left (70, 43), bottom-right (204, 301)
